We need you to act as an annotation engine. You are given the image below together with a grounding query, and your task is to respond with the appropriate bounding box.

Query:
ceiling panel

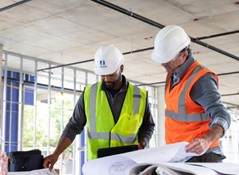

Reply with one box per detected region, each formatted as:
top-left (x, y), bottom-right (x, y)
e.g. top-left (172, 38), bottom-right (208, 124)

top-left (0, 0), bottom-right (238, 107)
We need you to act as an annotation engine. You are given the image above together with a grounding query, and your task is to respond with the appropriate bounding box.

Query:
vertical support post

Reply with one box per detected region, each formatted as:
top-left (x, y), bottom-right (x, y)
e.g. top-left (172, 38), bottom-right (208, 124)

top-left (0, 44), bottom-right (3, 149)
top-left (157, 85), bottom-right (166, 146)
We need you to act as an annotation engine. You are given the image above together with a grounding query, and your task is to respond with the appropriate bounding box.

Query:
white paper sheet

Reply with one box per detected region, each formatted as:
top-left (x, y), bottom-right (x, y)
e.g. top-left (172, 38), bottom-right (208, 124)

top-left (156, 163), bottom-right (218, 175)
top-left (82, 155), bottom-right (137, 175)
top-left (120, 142), bottom-right (196, 163)
top-left (189, 162), bottom-right (239, 175)
top-left (82, 142), bottom-right (196, 175)
top-left (8, 168), bottom-right (58, 175)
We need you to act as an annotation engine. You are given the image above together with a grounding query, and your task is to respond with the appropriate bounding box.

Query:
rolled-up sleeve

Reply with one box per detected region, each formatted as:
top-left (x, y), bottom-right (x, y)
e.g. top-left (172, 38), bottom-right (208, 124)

top-left (61, 92), bottom-right (86, 141)
top-left (190, 73), bottom-right (231, 135)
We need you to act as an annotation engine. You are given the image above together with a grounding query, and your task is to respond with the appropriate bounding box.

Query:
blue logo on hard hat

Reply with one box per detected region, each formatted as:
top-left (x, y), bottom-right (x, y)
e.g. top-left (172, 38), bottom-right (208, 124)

top-left (100, 60), bottom-right (105, 66)
top-left (99, 59), bottom-right (107, 68)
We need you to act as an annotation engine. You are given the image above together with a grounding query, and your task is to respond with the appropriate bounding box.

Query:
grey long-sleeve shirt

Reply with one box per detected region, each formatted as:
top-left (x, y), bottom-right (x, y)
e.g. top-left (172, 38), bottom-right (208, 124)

top-left (62, 75), bottom-right (155, 146)
top-left (171, 53), bottom-right (231, 156)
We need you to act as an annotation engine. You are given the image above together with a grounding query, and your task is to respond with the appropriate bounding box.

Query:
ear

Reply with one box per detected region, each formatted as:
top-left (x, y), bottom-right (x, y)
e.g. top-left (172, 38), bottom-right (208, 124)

top-left (182, 49), bottom-right (188, 57)
top-left (120, 65), bottom-right (124, 73)
top-left (181, 50), bottom-right (188, 62)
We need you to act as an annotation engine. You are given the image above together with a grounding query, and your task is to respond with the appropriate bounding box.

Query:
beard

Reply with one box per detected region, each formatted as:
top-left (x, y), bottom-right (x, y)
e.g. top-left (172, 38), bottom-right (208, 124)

top-left (102, 73), bottom-right (122, 90)
top-left (102, 81), bottom-right (117, 90)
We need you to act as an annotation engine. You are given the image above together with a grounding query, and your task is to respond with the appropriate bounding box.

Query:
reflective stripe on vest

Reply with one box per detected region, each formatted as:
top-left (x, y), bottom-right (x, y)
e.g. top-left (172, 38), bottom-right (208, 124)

top-left (88, 83), bottom-right (141, 143)
top-left (165, 65), bottom-right (210, 122)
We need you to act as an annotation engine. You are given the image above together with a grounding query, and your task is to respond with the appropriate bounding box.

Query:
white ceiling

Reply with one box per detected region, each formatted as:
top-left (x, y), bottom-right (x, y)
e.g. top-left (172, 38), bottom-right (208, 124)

top-left (0, 0), bottom-right (239, 107)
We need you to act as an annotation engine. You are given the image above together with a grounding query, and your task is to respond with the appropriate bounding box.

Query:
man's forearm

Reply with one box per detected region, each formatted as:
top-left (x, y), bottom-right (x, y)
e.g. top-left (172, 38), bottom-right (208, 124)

top-left (53, 136), bottom-right (73, 156)
top-left (203, 124), bottom-right (224, 143)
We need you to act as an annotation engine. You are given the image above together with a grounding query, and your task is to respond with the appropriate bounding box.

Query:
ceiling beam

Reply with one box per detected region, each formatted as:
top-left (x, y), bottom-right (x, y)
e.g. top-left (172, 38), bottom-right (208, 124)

top-left (137, 71), bottom-right (239, 86)
top-left (221, 92), bottom-right (239, 97)
top-left (0, 0), bottom-right (32, 13)
top-left (217, 71), bottom-right (239, 76)
top-left (196, 30), bottom-right (239, 40)
top-left (91, 0), bottom-right (239, 62)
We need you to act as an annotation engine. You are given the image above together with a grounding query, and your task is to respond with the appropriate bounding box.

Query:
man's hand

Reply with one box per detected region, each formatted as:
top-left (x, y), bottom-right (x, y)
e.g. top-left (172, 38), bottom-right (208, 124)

top-left (43, 136), bottom-right (72, 170)
top-left (138, 141), bottom-right (146, 149)
top-left (43, 154), bottom-right (59, 171)
top-left (185, 137), bottom-right (211, 155)
top-left (185, 124), bottom-right (224, 155)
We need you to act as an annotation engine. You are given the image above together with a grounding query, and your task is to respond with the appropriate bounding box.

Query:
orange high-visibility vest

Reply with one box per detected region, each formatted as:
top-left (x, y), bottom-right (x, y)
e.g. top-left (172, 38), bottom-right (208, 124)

top-left (165, 61), bottom-right (220, 149)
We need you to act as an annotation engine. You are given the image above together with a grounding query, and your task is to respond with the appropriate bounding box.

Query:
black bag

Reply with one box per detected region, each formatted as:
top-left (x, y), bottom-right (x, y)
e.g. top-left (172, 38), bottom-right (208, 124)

top-left (8, 149), bottom-right (44, 172)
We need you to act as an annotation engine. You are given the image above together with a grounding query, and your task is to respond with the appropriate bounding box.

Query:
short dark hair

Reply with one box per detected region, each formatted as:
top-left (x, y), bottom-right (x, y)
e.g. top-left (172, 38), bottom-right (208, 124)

top-left (178, 46), bottom-right (191, 55)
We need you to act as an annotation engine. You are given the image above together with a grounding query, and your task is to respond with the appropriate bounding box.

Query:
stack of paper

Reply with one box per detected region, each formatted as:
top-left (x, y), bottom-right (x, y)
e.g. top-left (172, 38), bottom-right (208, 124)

top-left (82, 142), bottom-right (239, 175)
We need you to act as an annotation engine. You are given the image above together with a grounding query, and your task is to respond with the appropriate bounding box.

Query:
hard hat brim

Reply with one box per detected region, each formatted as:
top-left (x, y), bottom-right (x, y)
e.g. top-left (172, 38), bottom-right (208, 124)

top-left (94, 66), bottom-right (118, 76)
top-left (151, 50), bottom-right (172, 64)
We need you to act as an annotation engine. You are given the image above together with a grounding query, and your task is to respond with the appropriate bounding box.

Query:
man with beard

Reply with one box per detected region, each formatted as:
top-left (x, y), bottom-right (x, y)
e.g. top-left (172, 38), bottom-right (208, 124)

top-left (43, 44), bottom-right (155, 169)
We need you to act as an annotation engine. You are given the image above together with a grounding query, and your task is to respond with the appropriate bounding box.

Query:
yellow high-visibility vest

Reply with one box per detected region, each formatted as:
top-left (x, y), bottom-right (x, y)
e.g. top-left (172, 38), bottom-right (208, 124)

top-left (84, 82), bottom-right (146, 160)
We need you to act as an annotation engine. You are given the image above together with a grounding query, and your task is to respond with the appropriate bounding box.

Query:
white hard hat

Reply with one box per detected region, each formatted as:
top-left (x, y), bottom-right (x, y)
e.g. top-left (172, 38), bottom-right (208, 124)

top-left (94, 44), bottom-right (124, 75)
top-left (151, 25), bottom-right (190, 64)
